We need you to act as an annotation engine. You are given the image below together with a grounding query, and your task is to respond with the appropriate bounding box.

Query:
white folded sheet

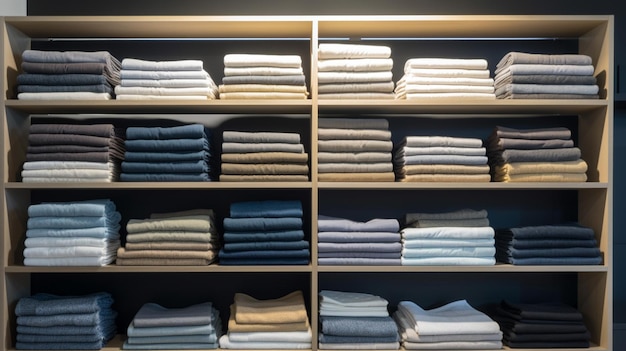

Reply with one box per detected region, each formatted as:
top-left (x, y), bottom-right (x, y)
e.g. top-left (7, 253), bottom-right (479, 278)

top-left (404, 58), bottom-right (488, 71)
top-left (318, 58), bottom-right (393, 72)
top-left (224, 53), bottom-right (303, 68)
top-left (121, 58), bottom-right (204, 71)
top-left (318, 43), bottom-right (391, 59)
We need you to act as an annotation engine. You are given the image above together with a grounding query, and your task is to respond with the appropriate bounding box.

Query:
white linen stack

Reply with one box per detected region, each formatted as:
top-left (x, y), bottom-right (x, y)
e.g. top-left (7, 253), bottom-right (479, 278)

top-left (318, 290), bottom-right (400, 350)
top-left (115, 58), bottom-right (218, 100)
top-left (317, 43), bottom-right (395, 99)
top-left (395, 58), bottom-right (495, 100)
top-left (219, 54), bottom-right (309, 99)
top-left (494, 51), bottom-right (599, 99)
top-left (394, 299), bottom-right (502, 350)
top-left (393, 135), bottom-right (491, 182)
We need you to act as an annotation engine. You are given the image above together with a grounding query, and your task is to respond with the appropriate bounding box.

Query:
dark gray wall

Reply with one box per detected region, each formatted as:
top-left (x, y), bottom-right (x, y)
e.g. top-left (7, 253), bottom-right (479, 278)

top-left (24, 0), bottom-right (626, 346)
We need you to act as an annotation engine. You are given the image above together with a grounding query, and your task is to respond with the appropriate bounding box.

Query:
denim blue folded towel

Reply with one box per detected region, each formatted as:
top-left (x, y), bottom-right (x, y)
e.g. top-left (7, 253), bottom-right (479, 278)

top-left (28, 199), bottom-right (117, 218)
top-left (223, 217), bottom-right (303, 231)
top-left (126, 124), bottom-right (209, 141)
top-left (230, 200), bottom-right (303, 218)
top-left (15, 292), bottom-right (113, 316)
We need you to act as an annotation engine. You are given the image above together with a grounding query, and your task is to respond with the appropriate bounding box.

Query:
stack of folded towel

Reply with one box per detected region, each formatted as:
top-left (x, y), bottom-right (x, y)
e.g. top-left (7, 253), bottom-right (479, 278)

top-left (317, 215), bottom-right (401, 265)
top-left (487, 126), bottom-right (588, 182)
top-left (317, 43), bottom-right (395, 99)
top-left (394, 135), bottom-right (490, 182)
top-left (394, 299), bottom-right (502, 350)
top-left (124, 302), bottom-right (222, 350)
top-left (115, 58), bottom-right (218, 100)
top-left (485, 300), bottom-right (591, 348)
top-left (318, 290), bottom-right (399, 350)
top-left (24, 199), bottom-right (121, 266)
top-left (219, 290), bottom-right (312, 349)
top-left (219, 200), bottom-right (310, 265)
top-left (400, 209), bottom-right (496, 265)
top-left (116, 209), bottom-right (219, 266)
top-left (318, 117), bottom-right (395, 181)
top-left (17, 49), bottom-right (121, 100)
top-left (395, 58), bottom-right (495, 100)
top-left (21, 123), bottom-right (125, 183)
top-left (15, 292), bottom-right (117, 350)
top-left (495, 224), bottom-right (602, 265)
top-left (121, 124), bottom-right (214, 182)
top-left (219, 130), bottom-right (309, 181)
top-left (219, 54), bottom-right (308, 99)
top-left (494, 51), bottom-right (599, 99)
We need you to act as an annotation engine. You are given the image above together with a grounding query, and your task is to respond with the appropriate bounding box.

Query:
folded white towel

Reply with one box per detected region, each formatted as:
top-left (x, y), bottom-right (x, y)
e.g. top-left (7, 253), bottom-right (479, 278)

top-left (227, 329), bottom-right (312, 342)
top-left (318, 43), bottom-right (391, 59)
top-left (22, 161), bottom-right (114, 170)
top-left (23, 244), bottom-right (120, 258)
top-left (121, 70), bottom-right (211, 80)
top-left (219, 335), bottom-right (311, 349)
top-left (319, 290), bottom-right (388, 307)
top-left (404, 58), bottom-right (488, 71)
top-left (18, 92), bottom-right (112, 100)
top-left (116, 95), bottom-right (210, 100)
top-left (25, 237), bottom-right (118, 248)
top-left (21, 168), bottom-right (114, 179)
top-left (403, 68), bottom-right (490, 78)
top-left (396, 84), bottom-right (494, 94)
top-left (318, 58), bottom-right (394, 72)
top-left (397, 76), bottom-right (494, 87)
top-left (114, 86), bottom-right (217, 98)
top-left (318, 71), bottom-right (393, 84)
top-left (224, 54), bottom-right (303, 68)
top-left (23, 255), bottom-right (117, 266)
top-left (397, 300), bottom-right (501, 336)
top-left (224, 66), bottom-right (304, 76)
top-left (397, 92), bottom-right (496, 100)
top-left (122, 58), bottom-right (204, 71)
top-left (121, 78), bottom-right (215, 88)
top-left (400, 136), bottom-right (483, 148)
top-left (401, 227), bottom-right (495, 240)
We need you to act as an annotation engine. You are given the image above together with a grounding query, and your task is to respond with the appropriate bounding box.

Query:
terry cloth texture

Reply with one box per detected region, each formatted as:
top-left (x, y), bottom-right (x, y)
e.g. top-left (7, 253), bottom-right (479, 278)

top-left (318, 290), bottom-right (399, 350)
top-left (494, 51), bottom-right (599, 99)
top-left (220, 290), bottom-right (312, 349)
top-left (486, 125), bottom-right (588, 183)
top-left (116, 208), bottom-right (219, 266)
top-left (15, 292), bottom-right (117, 350)
top-left (121, 123), bottom-right (216, 182)
top-left (115, 58), bottom-right (218, 100)
top-left (395, 57), bottom-right (495, 100)
top-left (495, 223), bottom-right (602, 265)
top-left (124, 301), bottom-right (222, 349)
top-left (17, 50), bottom-right (121, 100)
top-left (219, 53), bottom-right (309, 99)
top-left (220, 130), bottom-right (309, 181)
top-left (24, 199), bottom-right (121, 266)
top-left (22, 123), bottom-right (125, 183)
top-left (395, 299), bottom-right (501, 350)
top-left (394, 135), bottom-right (490, 182)
top-left (318, 117), bottom-right (394, 182)
top-left (219, 200), bottom-right (309, 265)
top-left (482, 300), bottom-right (590, 348)
top-left (317, 43), bottom-right (395, 99)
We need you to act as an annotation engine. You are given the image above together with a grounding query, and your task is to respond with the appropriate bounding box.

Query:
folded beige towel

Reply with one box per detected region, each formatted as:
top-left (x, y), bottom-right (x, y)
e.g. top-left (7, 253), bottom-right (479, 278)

top-left (221, 152), bottom-right (309, 164)
top-left (234, 290), bottom-right (308, 324)
top-left (318, 172), bottom-right (395, 182)
top-left (400, 174), bottom-right (491, 182)
top-left (495, 172), bottom-right (588, 182)
top-left (227, 304), bottom-right (310, 332)
top-left (221, 163), bottom-right (309, 175)
top-left (399, 164), bottom-right (490, 175)
top-left (493, 160), bottom-right (588, 176)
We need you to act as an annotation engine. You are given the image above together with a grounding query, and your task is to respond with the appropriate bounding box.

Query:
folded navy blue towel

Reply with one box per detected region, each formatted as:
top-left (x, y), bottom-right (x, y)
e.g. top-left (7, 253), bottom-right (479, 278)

top-left (229, 200), bottom-right (303, 218)
top-left (15, 292), bottom-right (113, 316)
top-left (223, 217), bottom-right (303, 232)
top-left (223, 230), bottom-right (304, 242)
top-left (223, 240), bottom-right (309, 252)
top-left (125, 138), bottom-right (209, 152)
top-left (126, 124), bottom-right (209, 141)
top-left (123, 150), bottom-right (210, 162)
top-left (121, 160), bottom-right (209, 174)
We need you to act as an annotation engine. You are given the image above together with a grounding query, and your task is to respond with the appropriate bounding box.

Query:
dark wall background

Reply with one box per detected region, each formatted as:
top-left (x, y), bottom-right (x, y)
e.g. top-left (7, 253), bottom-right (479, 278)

top-left (25, 0), bottom-right (626, 345)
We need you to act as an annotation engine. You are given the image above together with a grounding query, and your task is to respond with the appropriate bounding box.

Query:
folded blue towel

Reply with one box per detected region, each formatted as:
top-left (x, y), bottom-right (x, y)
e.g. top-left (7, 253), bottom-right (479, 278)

top-left (124, 138), bottom-right (209, 152)
top-left (229, 200), bottom-right (303, 218)
top-left (126, 322), bottom-right (217, 337)
top-left (223, 230), bottom-right (304, 242)
top-left (18, 73), bottom-right (108, 86)
top-left (15, 340), bottom-right (106, 350)
top-left (17, 310), bottom-right (117, 327)
top-left (223, 217), bottom-right (303, 232)
top-left (17, 323), bottom-right (116, 337)
top-left (320, 316), bottom-right (398, 337)
top-left (120, 172), bottom-right (210, 182)
top-left (121, 160), bottom-right (209, 173)
top-left (16, 333), bottom-right (103, 343)
top-left (318, 215), bottom-right (399, 232)
top-left (122, 341), bottom-right (219, 349)
top-left (123, 150), bottom-right (210, 162)
top-left (15, 292), bottom-right (113, 316)
top-left (319, 333), bottom-right (399, 343)
top-left (497, 255), bottom-right (603, 265)
top-left (28, 199), bottom-right (117, 218)
top-left (501, 225), bottom-right (595, 240)
top-left (223, 240), bottom-right (309, 252)
top-left (126, 124), bottom-right (209, 141)
top-left (218, 257), bottom-right (309, 265)
top-left (126, 334), bottom-right (217, 345)
top-left (218, 248), bottom-right (310, 259)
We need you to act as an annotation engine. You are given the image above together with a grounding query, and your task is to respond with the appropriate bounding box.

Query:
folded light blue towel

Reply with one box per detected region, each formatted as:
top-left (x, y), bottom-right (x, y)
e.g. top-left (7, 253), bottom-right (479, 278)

top-left (28, 199), bottom-right (117, 218)
top-left (126, 322), bottom-right (216, 337)
top-left (17, 310), bottom-right (117, 327)
top-left (122, 341), bottom-right (219, 349)
top-left (320, 316), bottom-right (399, 337)
top-left (16, 340), bottom-right (106, 350)
top-left (27, 213), bottom-right (121, 230)
top-left (17, 323), bottom-right (116, 337)
top-left (132, 302), bottom-right (216, 327)
top-left (26, 226), bottom-right (120, 239)
top-left (126, 334), bottom-right (217, 344)
top-left (318, 215), bottom-right (399, 232)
